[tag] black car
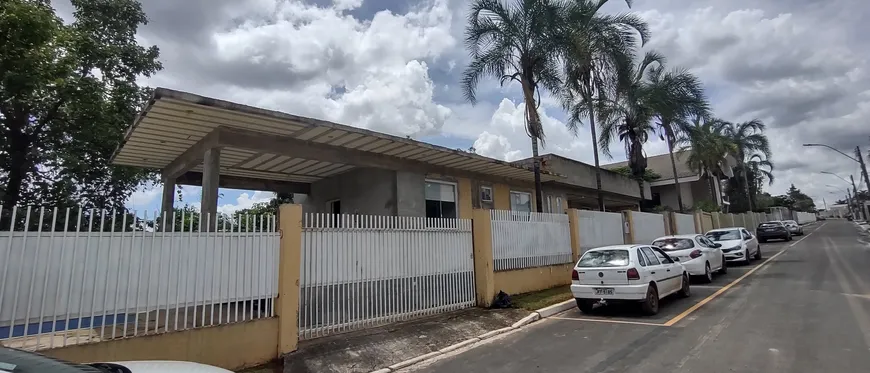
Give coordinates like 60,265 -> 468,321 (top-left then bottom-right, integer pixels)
756,221 -> 791,242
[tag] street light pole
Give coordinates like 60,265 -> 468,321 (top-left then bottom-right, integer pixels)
804,143 -> 870,220
850,174 -> 863,220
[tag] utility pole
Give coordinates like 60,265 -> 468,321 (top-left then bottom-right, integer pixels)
823,198 -> 828,211
846,190 -> 855,219
857,146 -> 870,220
851,174 -> 863,220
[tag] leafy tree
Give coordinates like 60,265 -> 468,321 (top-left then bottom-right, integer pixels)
721,120 -> 772,211
462,0 -> 570,212
786,184 -> 816,212
610,166 -> 660,182
0,0 -> 161,210
560,0 -> 646,211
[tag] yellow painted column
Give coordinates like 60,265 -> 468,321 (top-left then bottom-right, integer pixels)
277,204 -> 302,355
457,178 -> 473,220
664,212 -> 675,235
567,209 -> 581,260
472,209 -> 495,307
493,183 -> 510,210
711,212 -> 721,229
693,212 -> 703,234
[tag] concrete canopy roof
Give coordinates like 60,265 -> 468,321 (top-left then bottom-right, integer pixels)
604,151 -> 737,185
111,88 -> 563,185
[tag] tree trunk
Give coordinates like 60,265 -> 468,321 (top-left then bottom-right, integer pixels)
665,132 -> 684,213
587,102 -> 605,211
708,173 -> 717,205
637,180 -> 646,204
2,119 -> 31,208
521,79 -> 544,213
740,162 -> 754,212
530,136 -> 544,213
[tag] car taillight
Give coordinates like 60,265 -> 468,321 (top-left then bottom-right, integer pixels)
689,249 -> 702,259
571,269 -> 579,280
627,268 -> 640,280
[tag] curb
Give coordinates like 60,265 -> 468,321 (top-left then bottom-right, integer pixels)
367,300 -> 575,372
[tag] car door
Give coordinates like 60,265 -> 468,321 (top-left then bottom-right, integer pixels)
741,229 -> 758,255
696,235 -> 723,270
650,247 -> 682,295
639,246 -> 668,294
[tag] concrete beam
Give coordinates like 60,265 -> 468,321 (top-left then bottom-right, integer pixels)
215,127 -> 534,186
201,148 -> 220,227
162,128 -> 222,180
176,172 -> 311,194
161,176 -> 176,218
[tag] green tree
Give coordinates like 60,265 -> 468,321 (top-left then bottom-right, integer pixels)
721,120 -> 772,212
0,0 -> 161,210
462,0 -> 569,212
677,116 -> 734,208
560,0 -> 647,211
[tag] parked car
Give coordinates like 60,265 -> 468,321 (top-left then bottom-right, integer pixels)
652,234 -> 726,283
571,245 -> 690,315
705,227 -> 761,264
0,346 -> 232,373
756,221 -> 792,242
782,220 -> 803,235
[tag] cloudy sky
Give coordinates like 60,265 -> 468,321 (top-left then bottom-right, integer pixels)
56,0 -> 870,213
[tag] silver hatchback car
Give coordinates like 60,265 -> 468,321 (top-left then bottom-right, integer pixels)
782,220 -> 803,236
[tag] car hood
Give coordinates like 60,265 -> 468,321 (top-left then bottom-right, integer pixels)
712,239 -> 742,249
110,361 -> 233,373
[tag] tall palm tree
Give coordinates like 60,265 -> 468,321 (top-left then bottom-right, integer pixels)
561,0 -> 648,211
462,0 -> 569,212
650,70 -> 708,213
677,117 -> 735,206
746,153 -> 775,198
598,52 -> 706,203
721,120 -> 772,211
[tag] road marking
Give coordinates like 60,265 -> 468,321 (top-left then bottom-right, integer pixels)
690,285 -> 725,289
550,316 -> 666,327
663,222 -> 827,327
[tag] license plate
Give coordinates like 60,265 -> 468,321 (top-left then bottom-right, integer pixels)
594,288 -> 614,295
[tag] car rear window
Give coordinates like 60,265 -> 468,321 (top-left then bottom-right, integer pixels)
652,238 -> 694,251
759,222 -> 780,228
706,230 -> 741,241
577,250 -> 630,267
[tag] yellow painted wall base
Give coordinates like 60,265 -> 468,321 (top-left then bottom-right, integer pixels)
493,264 -> 573,296
43,318 -> 279,371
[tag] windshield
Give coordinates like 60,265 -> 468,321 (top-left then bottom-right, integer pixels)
759,222 -> 781,228
577,250 -> 630,267
652,238 -> 695,251
0,346 -> 108,372
706,230 -> 741,241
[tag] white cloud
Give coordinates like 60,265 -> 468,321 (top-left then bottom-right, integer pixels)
126,182 -> 162,209
218,191 -> 276,215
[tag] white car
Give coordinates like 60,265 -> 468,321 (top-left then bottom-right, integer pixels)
705,227 -> 761,264
651,234 -> 726,283
782,220 -> 804,235
571,245 -> 691,315
0,346 -> 232,373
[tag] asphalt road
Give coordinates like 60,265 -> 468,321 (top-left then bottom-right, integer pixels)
405,220 -> 870,373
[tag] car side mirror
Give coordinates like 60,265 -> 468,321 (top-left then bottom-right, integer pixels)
713,243 -> 722,248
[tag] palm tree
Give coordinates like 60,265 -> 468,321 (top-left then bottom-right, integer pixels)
721,120 -> 772,211
677,117 -> 735,206
650,71 -> 708,213
462,0 -> 569,212
746,153 -> 775,199
598,52 -> 706,203
561,0 -> 648,211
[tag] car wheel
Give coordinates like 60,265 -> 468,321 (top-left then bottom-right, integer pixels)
754,246 -> 762,260
786,234 -> 793,241
717,257 -> 728,274
702,262 -> 713,283
677,274 -> 691,298
640,285 -> 659,315
575,299 -> 595,314
743,249 -> 752,264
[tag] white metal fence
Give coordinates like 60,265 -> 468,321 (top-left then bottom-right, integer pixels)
0,206 -> 278,351
298,214 -> 475,340
576,210 -> 624,252
673,213 -> 697,235
490,210 -> 572,271
631,211 -> 667,244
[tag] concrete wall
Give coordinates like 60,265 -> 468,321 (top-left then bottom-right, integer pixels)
44,318 -> 279,371
303,168 -> 398,215
629,211 -> 667,244
655,183 -> 695,210
396,171 -> 426,216
513,155 -> 649,199
492,263 -> 572,296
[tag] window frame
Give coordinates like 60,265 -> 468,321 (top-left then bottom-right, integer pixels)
425,179 -> 459,219
480,185 -> 493,202
640,246 -> 661,265
510,190 -> 533,212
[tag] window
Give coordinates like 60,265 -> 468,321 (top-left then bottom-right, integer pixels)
546,196 -> 553,213
636,249 -> 647,267
480,186 -> 493,202
425,180 -> 457,219
576,250 -> 629,267
742,230 -> 753,240
652,238 -> 695,251
326,199 -> 341,214
706,229 -> 741,241
556,197 -> 563,213
640,247 -> 661,265
697,236 -> 717,248
510,191 -> 532,212
652,247 -> 674,264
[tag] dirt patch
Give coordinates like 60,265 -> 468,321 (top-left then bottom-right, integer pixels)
282,308 -> 528,373
510,285 -> 572,311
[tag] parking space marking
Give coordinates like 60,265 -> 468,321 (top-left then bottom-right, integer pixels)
690,285 -> 725,289
663,222 -> 826,327
550,316 -> 667,327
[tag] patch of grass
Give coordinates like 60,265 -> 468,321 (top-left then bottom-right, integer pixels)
510,285 -> 573,311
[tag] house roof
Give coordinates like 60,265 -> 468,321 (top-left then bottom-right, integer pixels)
111,88 -> 563,184
604,151 -> 736,184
